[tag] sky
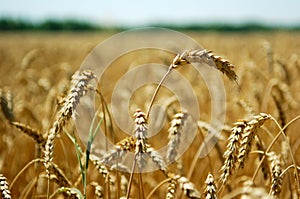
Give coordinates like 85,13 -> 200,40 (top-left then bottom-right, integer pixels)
0,0 -> 299,26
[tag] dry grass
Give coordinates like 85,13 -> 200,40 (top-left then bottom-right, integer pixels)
0,31 -> 300,198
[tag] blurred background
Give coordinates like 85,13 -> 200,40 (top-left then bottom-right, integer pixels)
0,0 -> 300,31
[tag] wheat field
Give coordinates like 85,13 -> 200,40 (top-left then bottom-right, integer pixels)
0,31 -> 300,199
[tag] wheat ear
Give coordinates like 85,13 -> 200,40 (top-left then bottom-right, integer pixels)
268,152 -> 282,197
178,176 -> 201,199
133,109 -> 148,170
10,122 -> 45,145
167,112 -> 187,163
0,174 -> 12,199
238,113 -> 271,168
220,121 -> 247,185
44,70 -> 95,175
165,175 -> 179,199
171,49 -> 238,82
100,136 -> 136,165
0,89 -> 14,122
90,182 -> 104,199
203,173 -> 217,199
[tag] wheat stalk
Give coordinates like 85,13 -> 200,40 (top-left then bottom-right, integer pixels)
0,174 -> 12,199
255,136 -> 269,180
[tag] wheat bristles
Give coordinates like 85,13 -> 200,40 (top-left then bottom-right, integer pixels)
203,173 -> 217,199
220,121 -> 247,185
238,113 -> 271,168
44,70 -> 95,175
268,152 -> 282,197
0,174 -> 12,199
167,112 -> 187,163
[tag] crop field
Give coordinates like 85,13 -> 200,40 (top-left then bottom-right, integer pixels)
0,31 -> 300,199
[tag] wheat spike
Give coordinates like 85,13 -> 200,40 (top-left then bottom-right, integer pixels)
0,174 -> 11,199
203,173 -> 217,199
238,113 -> 271,168
90,155 -> 111,183
171,49 -> 238,82
44,70 -> 95,175
167,112 -> 187,163
11,121 -> 45,145
268,152 -> 282,197
0,89 -> 14,122
238,180 -> 272,199
133,109 -> 148,170
220,121 -> 247,185
178,176 -> 201,199
91,182 -> 104,199
100,136 -> 136,165
147,146 -> 168,175
166,175 -> 179,199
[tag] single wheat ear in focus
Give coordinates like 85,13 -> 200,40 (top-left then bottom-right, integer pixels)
171,49 -> 238,82
44,70 -> 96,176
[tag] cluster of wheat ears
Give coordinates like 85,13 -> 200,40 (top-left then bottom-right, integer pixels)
0,41 -> 300,199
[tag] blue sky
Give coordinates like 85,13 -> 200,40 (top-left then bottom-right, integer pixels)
0,0 -> 299,26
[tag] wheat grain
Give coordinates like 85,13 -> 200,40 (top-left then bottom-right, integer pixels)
0,174 -> 11,199
203,173 -> 217,199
